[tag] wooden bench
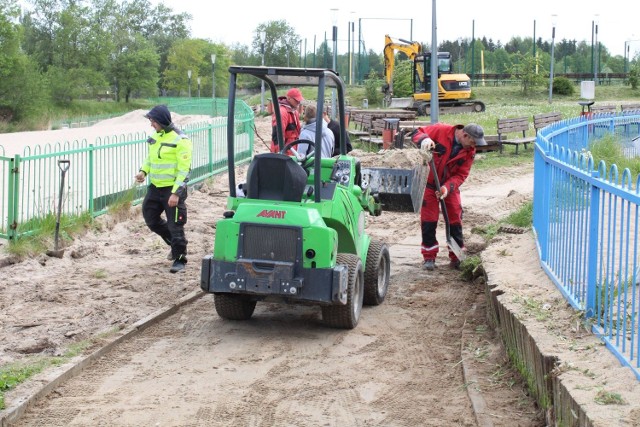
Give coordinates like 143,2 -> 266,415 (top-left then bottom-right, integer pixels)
621,103 -> 640,112
497,117 -> 536,154
474,135 -> 500,153
533,112 -> 563,134
590,104 -> 617,114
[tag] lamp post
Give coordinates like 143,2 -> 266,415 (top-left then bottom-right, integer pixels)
211,54 -> 216,99
260,31 -> 266,114
330,8 -> 338,119
197,77 -> 201,98
350,12 -> 355,85
593,15 -> 599,84
187,69 -> 192,98
548,14 -> 557,104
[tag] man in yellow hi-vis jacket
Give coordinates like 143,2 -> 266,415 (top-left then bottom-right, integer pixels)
136,105 -> 192,273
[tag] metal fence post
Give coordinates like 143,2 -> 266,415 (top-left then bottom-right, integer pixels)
6,156 -> 20,240
585,172 -> 601,318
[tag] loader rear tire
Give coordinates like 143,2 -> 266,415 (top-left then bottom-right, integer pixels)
363,240 -> 390,306
322,254 -> 364,329
214,294 -> 257,320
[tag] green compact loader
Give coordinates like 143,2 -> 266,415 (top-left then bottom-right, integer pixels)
201,66 -> 396,329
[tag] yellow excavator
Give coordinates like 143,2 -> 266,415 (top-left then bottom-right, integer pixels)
382,34 -> 485,115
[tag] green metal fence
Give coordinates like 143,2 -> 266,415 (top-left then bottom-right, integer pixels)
0,99 -> 254,241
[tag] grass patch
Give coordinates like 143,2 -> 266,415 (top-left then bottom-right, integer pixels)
588,135 -> 640,181
7,211 -> 93,258
473,201 -> 533,242
594,389 -> 626,405
0,329 -> 120,410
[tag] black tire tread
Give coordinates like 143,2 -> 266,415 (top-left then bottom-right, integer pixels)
363,240 -> 390,306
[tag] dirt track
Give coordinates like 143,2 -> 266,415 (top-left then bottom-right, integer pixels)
2,116 -> 545,426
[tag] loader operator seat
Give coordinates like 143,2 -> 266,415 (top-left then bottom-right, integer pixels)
245,153 -> 307,202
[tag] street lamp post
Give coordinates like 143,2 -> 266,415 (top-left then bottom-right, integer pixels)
350,12 -> 355,85
330,8 -> 338,119
187,69 -> 192,98
548,15 -> 557,104
197,77 -> 201,98
260,31 -> 266,114
593,15 -> 599,84
211,54 -> 216,99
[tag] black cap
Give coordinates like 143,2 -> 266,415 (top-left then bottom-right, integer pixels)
463,123 -> 487,146
145,105 -> 172,127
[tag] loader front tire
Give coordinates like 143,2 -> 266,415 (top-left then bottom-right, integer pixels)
322,254 -> 363,329
364,240 -> 390,306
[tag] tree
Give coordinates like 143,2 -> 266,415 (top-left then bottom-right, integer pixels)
110,34 -> 160,102
510,52 -> 546,94
0,0 -> 48,121
252,20 -> 300,68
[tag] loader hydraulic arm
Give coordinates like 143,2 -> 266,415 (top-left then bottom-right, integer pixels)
382,34 -> 422,104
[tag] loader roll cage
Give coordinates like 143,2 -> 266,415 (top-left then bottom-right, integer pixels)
226,66 -> 349,204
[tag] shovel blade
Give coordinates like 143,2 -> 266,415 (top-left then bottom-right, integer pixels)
447,237 -> 466,262
46,249 -> 65,259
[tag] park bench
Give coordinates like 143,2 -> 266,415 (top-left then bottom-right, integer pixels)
621,103 -> 640,112
497,117 -> 536,154
589,104 -> 617,114
533,112 -> 563,135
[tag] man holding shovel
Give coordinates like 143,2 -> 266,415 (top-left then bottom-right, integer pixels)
136,105 -> 192,273
411,123 -> 487,270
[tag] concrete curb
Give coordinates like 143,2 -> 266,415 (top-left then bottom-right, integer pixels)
0,289 -> 205,427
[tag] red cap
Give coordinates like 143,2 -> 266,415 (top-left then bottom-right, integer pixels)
287,88 -> 304,102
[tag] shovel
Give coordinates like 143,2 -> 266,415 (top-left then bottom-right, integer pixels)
429,157 -> 466,262
47,159 -> 70,258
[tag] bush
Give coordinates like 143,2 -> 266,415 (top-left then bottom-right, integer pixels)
364,71 -> 383,106
552,76 -> 575,96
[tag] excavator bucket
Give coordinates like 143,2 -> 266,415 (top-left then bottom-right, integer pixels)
387,97 -> 414,109
360,164 -> 428,213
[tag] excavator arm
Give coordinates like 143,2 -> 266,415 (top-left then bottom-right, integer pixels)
382,34 -> 422,105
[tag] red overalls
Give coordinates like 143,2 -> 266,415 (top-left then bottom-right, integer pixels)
412,123 -> 476,262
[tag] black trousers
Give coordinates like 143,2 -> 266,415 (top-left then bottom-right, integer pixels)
142,184 -> 188,260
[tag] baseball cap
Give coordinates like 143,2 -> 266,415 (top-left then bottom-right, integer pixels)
287,88 -> 304,103
463,123 -> 487,146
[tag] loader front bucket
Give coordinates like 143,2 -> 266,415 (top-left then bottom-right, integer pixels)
360,165 -> 428,213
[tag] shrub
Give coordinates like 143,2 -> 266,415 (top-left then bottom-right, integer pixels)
552,76 -> 575,96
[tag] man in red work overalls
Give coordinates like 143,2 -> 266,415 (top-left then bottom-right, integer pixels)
270,88 -> 303,153
411,123 -> 487,270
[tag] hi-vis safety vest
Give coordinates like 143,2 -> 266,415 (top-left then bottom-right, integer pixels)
140,128 -> 192,193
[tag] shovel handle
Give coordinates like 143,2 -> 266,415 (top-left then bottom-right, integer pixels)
58,159 -> 70,173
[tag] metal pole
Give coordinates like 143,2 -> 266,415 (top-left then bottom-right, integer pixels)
358,18 -> 362,83
471,20 -> 475,86
187,69 -> 192,98
532,20 -> 536,60
332,23 -> 338,119
594,21 -> 598,84
548,17 -> 556,104
351,21 -> 355,84
260,32 -> 265,114
197,77 -> 201,98
430,0 -> 439,124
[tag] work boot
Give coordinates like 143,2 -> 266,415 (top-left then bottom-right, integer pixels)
170,256 -> 187,273
422,260 -> 435,271
449,259 -> 461,270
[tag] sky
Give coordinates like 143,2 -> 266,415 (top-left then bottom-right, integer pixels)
152,0 -> 640,59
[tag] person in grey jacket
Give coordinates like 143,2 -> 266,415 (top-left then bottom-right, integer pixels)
297,104 -> 335,158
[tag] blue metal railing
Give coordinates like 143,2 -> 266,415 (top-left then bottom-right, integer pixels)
535,112 -> 640,380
